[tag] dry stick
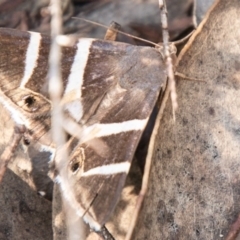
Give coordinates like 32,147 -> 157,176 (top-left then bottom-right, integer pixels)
49,1 -> 64,147
0,124 -> 26,183
48,1 -> 86,240
104,21 -> 121,41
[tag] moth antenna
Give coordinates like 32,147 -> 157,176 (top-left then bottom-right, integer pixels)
159,0 -> 177,119
72,17 -> 160,47
56,22 -> 121,48
173,30 -> 195,45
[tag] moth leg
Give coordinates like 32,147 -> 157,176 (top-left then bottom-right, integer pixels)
104,21 -> 121,41
0,124 -> 26,183
175,71 -> 206,82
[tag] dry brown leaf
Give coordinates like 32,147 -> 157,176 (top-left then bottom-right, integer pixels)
134,0 -> 240,239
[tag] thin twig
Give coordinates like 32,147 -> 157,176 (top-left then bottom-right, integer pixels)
49,1 -> 86,239
49,0 -> 65,147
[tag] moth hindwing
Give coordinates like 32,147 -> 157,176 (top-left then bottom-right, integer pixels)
0,27 -> 168,230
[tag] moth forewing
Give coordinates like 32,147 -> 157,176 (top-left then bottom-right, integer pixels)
56,39 -> 169,229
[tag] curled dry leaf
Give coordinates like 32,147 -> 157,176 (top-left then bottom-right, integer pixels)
134,0 -> 240,239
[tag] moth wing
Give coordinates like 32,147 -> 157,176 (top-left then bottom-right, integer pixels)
57,40 -> 167,229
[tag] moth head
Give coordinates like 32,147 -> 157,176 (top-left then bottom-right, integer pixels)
156,42 -> 177,65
